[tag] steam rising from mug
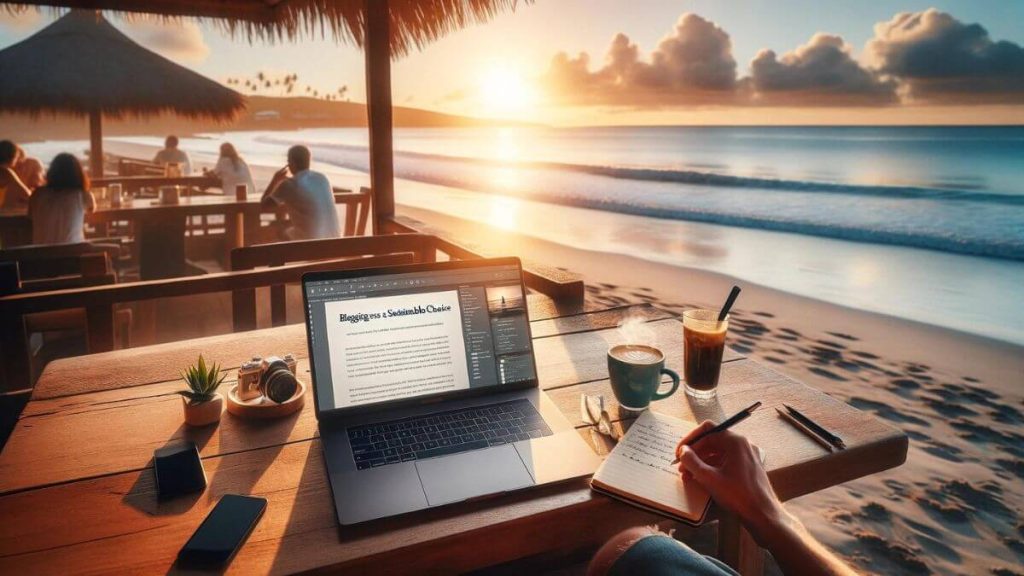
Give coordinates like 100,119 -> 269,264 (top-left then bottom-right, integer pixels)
617,312 -> 657,348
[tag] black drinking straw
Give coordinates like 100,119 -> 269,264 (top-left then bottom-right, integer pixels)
718,285 -> 742,322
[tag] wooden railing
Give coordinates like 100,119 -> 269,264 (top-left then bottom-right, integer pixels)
382,216 -> 586,302
0,244 -> 423,391
229,234 -> 443,330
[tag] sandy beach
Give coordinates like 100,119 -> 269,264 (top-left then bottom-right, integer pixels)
396,204 -> 1024,576
96,139 -> 1024,575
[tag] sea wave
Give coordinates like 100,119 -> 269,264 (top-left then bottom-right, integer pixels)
262,137 -> 1024,206
259,136 -> 1024,261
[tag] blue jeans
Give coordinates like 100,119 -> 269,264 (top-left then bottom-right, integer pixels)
609,534 -> 739,576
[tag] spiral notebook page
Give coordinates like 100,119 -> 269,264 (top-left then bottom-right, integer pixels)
591,410 -> 711,523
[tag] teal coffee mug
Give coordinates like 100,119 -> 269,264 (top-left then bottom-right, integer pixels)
607,344 -> 681,411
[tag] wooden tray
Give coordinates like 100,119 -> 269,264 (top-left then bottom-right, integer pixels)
225,380 -> 305,420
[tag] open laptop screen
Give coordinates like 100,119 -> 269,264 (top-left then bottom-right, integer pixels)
304,261 -> 537,413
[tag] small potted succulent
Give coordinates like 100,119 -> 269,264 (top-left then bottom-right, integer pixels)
178,355 -> 227,426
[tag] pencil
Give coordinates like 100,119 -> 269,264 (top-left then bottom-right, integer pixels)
776,407 -> 834,452
671,401 -> 762,464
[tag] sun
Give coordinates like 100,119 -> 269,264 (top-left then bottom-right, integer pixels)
478,65 -> 538,116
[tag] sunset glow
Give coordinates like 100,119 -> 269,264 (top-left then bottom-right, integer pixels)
477,64 -> 538,117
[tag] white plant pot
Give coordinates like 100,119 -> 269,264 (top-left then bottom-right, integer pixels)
182,393 -> 224,426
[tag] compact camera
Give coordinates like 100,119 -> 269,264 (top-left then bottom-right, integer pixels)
238,354 -> 299,403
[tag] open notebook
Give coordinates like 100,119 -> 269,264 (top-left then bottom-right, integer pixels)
590,410 -> 711,525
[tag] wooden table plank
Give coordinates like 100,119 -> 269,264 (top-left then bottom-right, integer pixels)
31,302 -> 662,400
4,306 -> 683,493
0,438 -> 666,576
0,305 -> 907,575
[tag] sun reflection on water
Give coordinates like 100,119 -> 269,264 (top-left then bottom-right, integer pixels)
486,196 -> 521,230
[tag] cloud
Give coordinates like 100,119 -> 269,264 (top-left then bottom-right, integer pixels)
749,33 -> 898,106
865,8 -> 1024,103
120,18 -> 210,64
542,13 -> 739,106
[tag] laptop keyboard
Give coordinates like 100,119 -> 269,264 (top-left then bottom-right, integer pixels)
348,398 -> 553,469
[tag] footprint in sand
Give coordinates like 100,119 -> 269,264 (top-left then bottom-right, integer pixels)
816,340 -> 848,352
826,331 -> 860,342
809,367 -> 850,382
920,441 -> 966,463
923,397 -> 979,419
852,350 -> 881,360
849,397 -> 931,427
851,530 -> 930,575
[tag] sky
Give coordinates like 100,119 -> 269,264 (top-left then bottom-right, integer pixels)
1,0 -> 1023,125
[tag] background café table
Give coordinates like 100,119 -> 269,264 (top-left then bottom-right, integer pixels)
0,299 -> 906,575
88,194 -> 263,280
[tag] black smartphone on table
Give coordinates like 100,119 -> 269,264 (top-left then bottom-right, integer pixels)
178,494 -> 267,567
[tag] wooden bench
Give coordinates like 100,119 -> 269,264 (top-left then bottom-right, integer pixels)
229,233 -> 439,331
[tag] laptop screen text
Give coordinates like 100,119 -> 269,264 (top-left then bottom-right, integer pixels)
305,263 -> 536,411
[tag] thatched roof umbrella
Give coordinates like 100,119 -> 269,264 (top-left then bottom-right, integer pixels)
0,0 -> 528,224
0,10 -> 245,176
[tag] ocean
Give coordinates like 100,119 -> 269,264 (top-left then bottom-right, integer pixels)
25,125 -> 1024,345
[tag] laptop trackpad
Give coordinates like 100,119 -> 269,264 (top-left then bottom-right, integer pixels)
416,446 -> 534,506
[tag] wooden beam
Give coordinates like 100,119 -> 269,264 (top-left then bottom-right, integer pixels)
89,109 -> 103,178
364,0 -> 395,231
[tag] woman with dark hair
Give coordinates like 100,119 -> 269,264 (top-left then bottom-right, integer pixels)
206,142 -> 255,196
0,139 -> 33,209
28,153 -> 96,245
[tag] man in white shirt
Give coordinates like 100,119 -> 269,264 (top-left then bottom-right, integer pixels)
261,145 -> 341,240
153,135 -> 192,175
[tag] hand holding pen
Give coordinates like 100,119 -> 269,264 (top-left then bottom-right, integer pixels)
672,401 -> 762,465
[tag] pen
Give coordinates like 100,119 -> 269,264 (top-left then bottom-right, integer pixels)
783,404 -> 846,450
671,401 -> 762,464
776,408 -> 834,452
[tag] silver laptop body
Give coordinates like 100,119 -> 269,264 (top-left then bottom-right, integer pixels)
302,258 -> 601,525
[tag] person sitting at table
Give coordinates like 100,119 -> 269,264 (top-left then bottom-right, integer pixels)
260,145 -> 340,240
28,153 -> 96,245
205,142 -> 255,196
0,139 -> 33,209
152,135 -> 192,176
14,144 -> 45,190
587,422 -> 857,576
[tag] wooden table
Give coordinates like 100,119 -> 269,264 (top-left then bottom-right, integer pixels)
0,196 -> 262,279
0,298 -> 907,575
88,196 -> 263,279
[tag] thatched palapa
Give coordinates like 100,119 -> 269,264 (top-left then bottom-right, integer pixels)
0,10 -> 245,175
0,1 -> 529,57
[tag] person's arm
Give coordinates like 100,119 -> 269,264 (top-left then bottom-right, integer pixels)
1,167 -> 32,205
676,422 -> 858,576
83,190 -> 96,214
261,166 -> 291,208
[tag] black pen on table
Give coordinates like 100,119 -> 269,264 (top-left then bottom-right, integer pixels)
671,401 -> 762,464
783,404 -> 846,450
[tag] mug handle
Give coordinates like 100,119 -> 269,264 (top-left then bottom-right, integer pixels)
651,368 -> 680,401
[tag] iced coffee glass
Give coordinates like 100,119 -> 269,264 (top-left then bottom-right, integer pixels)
683,309 -> 728,398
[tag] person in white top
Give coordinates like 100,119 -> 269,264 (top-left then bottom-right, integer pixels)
206,142 -> 255,196
29,153 -> 96,245
261,145 -> 340,241
152,135 -> 192,175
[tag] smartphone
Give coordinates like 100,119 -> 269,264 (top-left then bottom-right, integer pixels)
177,494 -> 267,567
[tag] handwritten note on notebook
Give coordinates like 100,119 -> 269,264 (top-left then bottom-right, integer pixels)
590,410 -> 711,524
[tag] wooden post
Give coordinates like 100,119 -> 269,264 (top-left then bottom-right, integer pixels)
89,109 -> 104,178
364,0 -> 394,235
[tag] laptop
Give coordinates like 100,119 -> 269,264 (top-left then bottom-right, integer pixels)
302,257 -> 602,525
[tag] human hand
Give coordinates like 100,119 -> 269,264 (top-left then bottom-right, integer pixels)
676,421 -> 785,544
